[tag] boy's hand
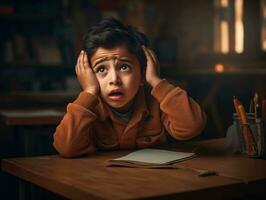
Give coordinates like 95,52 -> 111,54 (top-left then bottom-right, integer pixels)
142,46 -> 162,88
75,50 -> 99,95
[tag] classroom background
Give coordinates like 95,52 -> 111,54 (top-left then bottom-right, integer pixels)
1,0 -> 266,199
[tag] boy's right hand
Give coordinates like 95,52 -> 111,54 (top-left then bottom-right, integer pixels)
75,50 -> 99,95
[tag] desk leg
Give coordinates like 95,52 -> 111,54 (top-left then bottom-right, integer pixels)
22,127 -> 32,156
18,179 -> 38,200
13,126 -> 23,157
18,179 -> 28,200
19,126 -> 40,156
13,126 -> 32,157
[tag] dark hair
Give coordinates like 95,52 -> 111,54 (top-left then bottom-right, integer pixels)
83,18 -> 150,73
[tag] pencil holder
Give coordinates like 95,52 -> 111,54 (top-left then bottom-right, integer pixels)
233,113 -> 265,158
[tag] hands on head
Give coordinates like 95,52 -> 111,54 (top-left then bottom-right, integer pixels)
75,50 -> 99,95
75,47 -> 162,95
142,46 -> 162,88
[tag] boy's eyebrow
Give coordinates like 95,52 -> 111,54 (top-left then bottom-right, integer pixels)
93,56 -> 133,68
118,57 -> 133,63
93,57 -> 108,68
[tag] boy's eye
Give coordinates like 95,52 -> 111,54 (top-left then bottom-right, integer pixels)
96,66 -> 106,73
120,64 -> 130,71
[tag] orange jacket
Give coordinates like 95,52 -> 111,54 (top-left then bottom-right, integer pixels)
53,80 -> 206,158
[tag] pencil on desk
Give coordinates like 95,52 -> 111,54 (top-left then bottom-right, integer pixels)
238,104 -> 257,156
233,96 -> 241,120
233,96 -> 246,153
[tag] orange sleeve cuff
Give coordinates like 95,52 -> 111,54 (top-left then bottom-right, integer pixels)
73,91 -> 99,109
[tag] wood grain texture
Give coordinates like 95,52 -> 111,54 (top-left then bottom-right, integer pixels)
2,139 -> 266,200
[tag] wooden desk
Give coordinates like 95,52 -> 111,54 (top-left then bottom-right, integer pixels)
170,139 -> 266,196
0,109 -> 64,156
0,91 -> 78,110
0,109 -> 64,125
2,139 -> 266,200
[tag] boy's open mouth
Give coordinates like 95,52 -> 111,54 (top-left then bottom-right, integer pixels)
108,90 -> 124,100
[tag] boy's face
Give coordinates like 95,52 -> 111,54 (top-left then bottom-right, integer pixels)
90,45 -> 142,112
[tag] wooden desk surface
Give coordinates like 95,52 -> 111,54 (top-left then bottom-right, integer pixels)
168,139 -> 266,196
2,139 -> 266,200
0,109 -> 64,125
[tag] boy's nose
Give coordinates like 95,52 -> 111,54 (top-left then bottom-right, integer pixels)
109,70 -> 122,86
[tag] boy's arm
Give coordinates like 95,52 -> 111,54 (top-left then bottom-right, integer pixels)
151,79 -> 207,140
53,92 -> 98,158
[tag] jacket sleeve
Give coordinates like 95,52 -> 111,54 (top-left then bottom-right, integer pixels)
151,79 -> 207,140
53,92 -> 99,158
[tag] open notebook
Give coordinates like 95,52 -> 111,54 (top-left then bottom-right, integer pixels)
108,148 -> 196,168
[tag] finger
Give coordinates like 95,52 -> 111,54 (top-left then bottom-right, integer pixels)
83,51 -> 91,70
82,51 -> 91,74
142,46 -> 152,62
76,51 -> 83,74
142,45 -> 149,56
75,52 -> 81,72
143,46 -> 155,62
147,48 -> 158,64
79,50 -> 85,72
147,48 -> 160,75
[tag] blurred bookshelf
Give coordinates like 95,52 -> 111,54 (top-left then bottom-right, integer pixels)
0,0 -> 76,97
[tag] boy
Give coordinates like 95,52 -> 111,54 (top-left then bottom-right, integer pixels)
54,18 -> 206,158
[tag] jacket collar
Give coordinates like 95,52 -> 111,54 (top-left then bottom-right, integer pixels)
97,86 -> 150,122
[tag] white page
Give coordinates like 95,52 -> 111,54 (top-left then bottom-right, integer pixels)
111,149 -> 195,165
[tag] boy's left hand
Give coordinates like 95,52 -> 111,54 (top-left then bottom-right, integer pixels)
142,46 -> 162,88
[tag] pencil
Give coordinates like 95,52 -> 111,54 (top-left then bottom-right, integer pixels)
233,96 -> 246,153
233,96 -> 241,122
249,98 -> 254,113
238,104 -> 257,156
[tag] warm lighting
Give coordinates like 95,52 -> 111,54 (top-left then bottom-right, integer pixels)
219,0 -> 229,54
221,21 -> 229,54
221,0 -> 229,7
235,0 -> 244,53
214,0 -> 230,54
263,40 -> 266,51
214,64 -> 224,73
214,0 -> 244,54
261,0 -> 266,51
